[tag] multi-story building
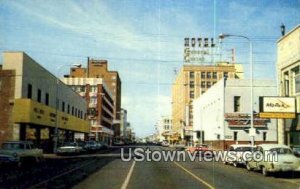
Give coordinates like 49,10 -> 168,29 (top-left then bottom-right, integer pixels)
193,78 -> 277,150
171,62 -> 243,143
0,52 -> 89,152
277,24 -> 300,146
66,58 -> 122,141
156,116 -> 173,143
62,77 -> 114,144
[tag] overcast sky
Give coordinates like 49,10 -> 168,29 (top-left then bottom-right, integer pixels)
0,0 -> 299,137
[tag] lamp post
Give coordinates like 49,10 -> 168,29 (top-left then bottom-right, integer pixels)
219,33 -> 255,146
53,63 -> 81,153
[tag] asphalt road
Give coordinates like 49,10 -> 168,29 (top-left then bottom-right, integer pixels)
74,146 -> 300,189
1,146 -> 300,189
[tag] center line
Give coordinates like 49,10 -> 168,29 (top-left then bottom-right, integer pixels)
121,160 -> 136,189
173,161 -> 215,189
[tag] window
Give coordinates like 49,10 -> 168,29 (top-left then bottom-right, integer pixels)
75,108 -> 78,117
80,86 -> 85,92
263,132 -> 267,141
234,96 -> 241,112
217,134 -> 220,140
189,81 -> 194,88
284,72 -> 289,96
234,131 -> 238,141
207,72 -> 211,79
213,72 -> 217,79
67,104 -> 70,114
295,75 -> 300,94
190,91 -> 195,99
201,72 -> 205,79
207,82 -> 211,88
45,93 -> 49,105
37,89 -> 42,103
201,82 -> 205,88
27,84 -> 32,99
189,72 -> 195,79
72,107 -> 74,115
62,102 -> 65,112
90,86 -> 97,92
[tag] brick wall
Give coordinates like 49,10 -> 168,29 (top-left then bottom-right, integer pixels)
0,69 -> 15,143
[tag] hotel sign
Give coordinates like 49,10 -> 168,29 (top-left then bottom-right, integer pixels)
183,37 -> 216,64
259,97 -> 296,118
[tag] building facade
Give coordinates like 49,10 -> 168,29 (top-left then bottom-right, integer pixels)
62,77 -> 114,144
0,52 -> 89,152
67,58 -> 122,141
277,25 -> 300,146
172,63 -> 243,143
193,78 -> 277,150
156,116 -> 173,143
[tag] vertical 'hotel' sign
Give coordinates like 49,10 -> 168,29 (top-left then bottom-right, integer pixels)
184,37 -> 216,64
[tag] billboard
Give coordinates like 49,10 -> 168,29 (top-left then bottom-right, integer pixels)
259,97 -> 296,118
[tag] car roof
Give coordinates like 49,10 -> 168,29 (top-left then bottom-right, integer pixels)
230,144 -> 254,148
258,144 -> 290,150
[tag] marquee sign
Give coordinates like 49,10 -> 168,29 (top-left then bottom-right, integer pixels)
224,113 -> 269,127
183,37 -> 216,64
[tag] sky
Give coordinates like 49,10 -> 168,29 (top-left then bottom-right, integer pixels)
0,0 -> 299,138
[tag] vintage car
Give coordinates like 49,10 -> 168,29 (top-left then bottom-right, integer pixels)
246,144 -> 300,176
186,144 -> 209,153
224,144 -> 255,167
56,142 -> 85,155
0,141 -> 44,167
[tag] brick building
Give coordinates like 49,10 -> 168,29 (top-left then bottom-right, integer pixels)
65,58 -> 121,141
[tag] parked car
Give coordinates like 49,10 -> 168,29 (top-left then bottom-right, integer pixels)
194,146 -> 214,157
56,142 -> 84,155
161,141 -> 170,147
246,144 -> 300,176
0,141 -> 44,167
292,146 -> 300,157
98,141 -> 109,150
224,144 -> 255,167
186,144 -> 209,153
85,141 -> 100,152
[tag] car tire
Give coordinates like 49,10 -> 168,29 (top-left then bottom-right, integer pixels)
223,161 -> 228,165
262,166 -> 269,176
246,162 -> 252,171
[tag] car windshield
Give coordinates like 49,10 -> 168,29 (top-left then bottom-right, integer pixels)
235,147 -> 254,152
270,148 -> 293,154
62,142 -> 77,147
2,143 -> 25,150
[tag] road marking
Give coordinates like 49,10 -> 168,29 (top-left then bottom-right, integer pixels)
173,161 -> 215,189
121,160 -> 136,189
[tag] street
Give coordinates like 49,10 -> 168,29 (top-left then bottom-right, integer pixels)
1,146 -> 300,189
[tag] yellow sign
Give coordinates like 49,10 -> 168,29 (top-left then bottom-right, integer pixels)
259,112 -> 296,119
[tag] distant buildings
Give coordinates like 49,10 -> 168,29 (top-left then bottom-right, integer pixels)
171,63 -> 243,143
277,24 -> 300,146
156,116 -> 173,142
193,78 -> 278,150
63,58 -> 122,143
0,52 -> 89,152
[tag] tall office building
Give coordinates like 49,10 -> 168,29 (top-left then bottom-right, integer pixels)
65,58 -> 121,141
171,63 -> 243,143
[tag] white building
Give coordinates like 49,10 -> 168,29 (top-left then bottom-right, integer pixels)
156,116 -> 173,142
193,78 -> 277,150
277,25 -> 300,146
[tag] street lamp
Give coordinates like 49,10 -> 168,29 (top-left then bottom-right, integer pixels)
219,33 -> 255,146
53,63 -> 81,153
